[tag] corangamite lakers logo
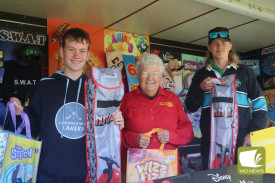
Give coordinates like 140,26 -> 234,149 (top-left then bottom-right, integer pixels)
55,102 -> 86,139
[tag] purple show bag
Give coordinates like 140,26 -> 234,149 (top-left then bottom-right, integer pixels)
0,102 -> 42,183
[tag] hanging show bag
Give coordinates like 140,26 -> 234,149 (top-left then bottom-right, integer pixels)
0,102 -> 42,183
126,128 -> 178,183
86,67 -> 124,183
208,74 -> 238,169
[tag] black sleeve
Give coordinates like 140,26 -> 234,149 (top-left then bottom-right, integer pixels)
246,67 -> 267,132
184,69 -> 205,113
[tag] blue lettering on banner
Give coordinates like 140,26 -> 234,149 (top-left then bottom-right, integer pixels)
11,145 -> 33,160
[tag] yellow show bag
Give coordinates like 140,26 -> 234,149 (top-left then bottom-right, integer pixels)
251,127 -> 275,174
126,128 -> 178,183
0,102 -> 42,183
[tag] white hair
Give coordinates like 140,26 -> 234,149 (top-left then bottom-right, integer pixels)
136,53 -> 164,75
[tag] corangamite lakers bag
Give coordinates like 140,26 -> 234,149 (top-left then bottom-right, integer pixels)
126,128 -> 178,183
0,102 -> 42,183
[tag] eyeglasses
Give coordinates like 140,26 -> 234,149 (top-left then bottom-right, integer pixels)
209,31 -> 229,39
140,72 -> 161,78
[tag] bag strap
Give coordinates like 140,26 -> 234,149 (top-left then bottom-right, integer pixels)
3,101 -> 17,131
144,128 -> 165,150
3,102 -> 32,139
17,112 -> 32,139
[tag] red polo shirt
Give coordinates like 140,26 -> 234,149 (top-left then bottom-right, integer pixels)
120,87 -> 194,174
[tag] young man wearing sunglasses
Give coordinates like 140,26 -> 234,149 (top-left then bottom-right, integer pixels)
184,27 -> 267,170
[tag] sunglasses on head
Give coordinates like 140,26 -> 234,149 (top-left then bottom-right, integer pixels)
209,31 -> 229,39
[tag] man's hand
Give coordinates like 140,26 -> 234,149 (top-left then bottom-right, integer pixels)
113,111 -> 124,129
200,77 -> 214,91
10,97 -> 23,115
242,134 -> 251,147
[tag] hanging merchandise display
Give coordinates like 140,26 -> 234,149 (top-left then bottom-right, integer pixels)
165,59 -> 184,95
181,54 -> 204,95
208,74 -> 238,169
85,67 -> 124,183
104,29 -> 150,62
104,30 -> 149,93
106,50 -> 126,78
106,51 -> 124,70
263,89 -> 275,128
180,54 -> 204,139
258,45 -> 275,90
123,55 -> 139,92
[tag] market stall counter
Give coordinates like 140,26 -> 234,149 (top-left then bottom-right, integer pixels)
149,165 -> 274,183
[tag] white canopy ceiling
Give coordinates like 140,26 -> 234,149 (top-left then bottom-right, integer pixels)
1,0 -> 275,53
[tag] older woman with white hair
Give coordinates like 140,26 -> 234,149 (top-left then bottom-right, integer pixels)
119,53 -> 194,176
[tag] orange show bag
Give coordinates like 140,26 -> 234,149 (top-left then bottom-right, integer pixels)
126,128 -> 178,183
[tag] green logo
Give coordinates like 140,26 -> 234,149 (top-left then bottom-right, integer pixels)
238,147 -> 265,175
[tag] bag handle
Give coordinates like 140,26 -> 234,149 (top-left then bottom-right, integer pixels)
3,102 -> 32,139
144,128 -> 165,150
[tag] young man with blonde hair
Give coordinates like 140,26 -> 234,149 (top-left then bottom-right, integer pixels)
184,27 -> 267,170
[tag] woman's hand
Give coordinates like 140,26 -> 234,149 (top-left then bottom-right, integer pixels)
138,133 -> 150,149
157,129 -> 170,143
10,97 -> 23,115
113,111 -> 124,129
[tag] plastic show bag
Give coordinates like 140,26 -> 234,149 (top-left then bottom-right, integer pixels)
209,74 -> 238,169
0,102 -> 42,183
126,128 -> 178,183
85,67 -> 124,183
